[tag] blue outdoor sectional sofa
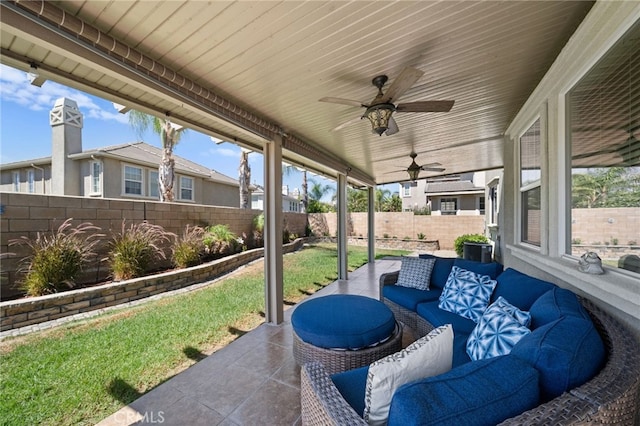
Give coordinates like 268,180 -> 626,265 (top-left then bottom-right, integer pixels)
300,255 -> 640,425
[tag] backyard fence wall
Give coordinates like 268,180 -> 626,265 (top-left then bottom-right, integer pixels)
0,193 -> 307,299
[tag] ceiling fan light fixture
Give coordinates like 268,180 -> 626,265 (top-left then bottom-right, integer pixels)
407,168 -> 420,181
365,103 -> 395,136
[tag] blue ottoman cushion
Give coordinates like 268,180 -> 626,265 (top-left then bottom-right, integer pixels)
419,255 -> 455,289
491,268 -> 556,310
292,295 -> 396,349
383,285 -> 442,311
331,365 -> 369,417
529,287 -> 590,329
416,301 -> 477,335
511,316 -> 605,401
453,258 -> 503,279
387,355 -> 540,426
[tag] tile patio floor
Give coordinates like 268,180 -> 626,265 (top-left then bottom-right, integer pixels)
98,253 -> 453,426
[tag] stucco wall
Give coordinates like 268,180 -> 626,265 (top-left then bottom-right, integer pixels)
0,192 -> 307,300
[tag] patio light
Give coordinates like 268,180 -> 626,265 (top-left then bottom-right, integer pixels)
365,103 -> 395,136
407,160 -> 421,181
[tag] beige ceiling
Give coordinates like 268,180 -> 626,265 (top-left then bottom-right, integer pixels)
0,0 -> 594,185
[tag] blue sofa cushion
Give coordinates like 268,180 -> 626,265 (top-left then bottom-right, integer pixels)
452,332 -> 472,368
511,316 -> 605,401
396,256 -> 435,290
417,301 -> 477,335
331,365 -> 369,417
418,254 -> 455,289
453,258 -> 503,279
529,287 -> 590,329
383,285 -> 442,311
387,355 -> 540,426
438,267 -> 497,322
291,295 -> 396,349
491,268 -> 556,310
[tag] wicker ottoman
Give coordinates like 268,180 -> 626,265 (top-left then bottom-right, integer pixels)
292,294 -> 403,375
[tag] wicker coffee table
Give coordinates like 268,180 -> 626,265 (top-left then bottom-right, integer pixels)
292,294 -> 402,374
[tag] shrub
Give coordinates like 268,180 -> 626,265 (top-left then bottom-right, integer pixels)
413,206 -> 431,215
417,233 -> 426,240
172,225 -> 205,268
203,224 -> 238,255
9,219 -> 103,296
383,233 -> 390,239
108,221 -> 172,281
253,214 -> 265,247
453,233 -> 489,257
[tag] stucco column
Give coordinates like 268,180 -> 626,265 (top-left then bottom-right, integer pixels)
368,186 -> 375,263
263,135 -> 284,324
337,173 -> 348,280
50,97 -> 83,195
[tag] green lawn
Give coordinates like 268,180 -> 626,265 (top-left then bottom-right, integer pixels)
0,244 -> 407,426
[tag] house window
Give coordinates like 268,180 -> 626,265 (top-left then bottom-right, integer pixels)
568,20 -> 639,274
520,118 -> 541,246
27,170 -> 35,193
441,198 -> 457,215
90,161 -> 102,194
179,176 -> 193,201
488,184 -> 499,225
12,172 -> 19,192
402,183 -> 411,197
149,170 -> 159,199
124,165 -> 143,195
478,196 -> 485,215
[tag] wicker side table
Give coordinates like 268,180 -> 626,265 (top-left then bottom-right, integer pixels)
292,294 -> 403,375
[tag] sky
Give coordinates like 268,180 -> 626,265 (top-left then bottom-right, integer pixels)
0,63 -> 361,198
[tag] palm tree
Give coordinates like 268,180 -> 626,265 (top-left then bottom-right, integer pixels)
375,188 -> 391,212
239,148 -> 251,209
129,111 -> 186,202
572,167 -> 640,208
347,188 -> 368,212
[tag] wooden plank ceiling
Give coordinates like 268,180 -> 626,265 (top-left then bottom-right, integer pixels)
1,0 -> 594,184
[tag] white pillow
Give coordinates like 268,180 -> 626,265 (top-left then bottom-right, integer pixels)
363,324 -> 453,425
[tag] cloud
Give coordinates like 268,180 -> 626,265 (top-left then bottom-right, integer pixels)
205,146 -> 239,158
0,64 -> 128,124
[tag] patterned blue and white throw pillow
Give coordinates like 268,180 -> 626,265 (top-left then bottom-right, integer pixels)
493,296 -> 531,327
438,266 -> 497,322
396,256 -> 435,290
466,299 -> 531,361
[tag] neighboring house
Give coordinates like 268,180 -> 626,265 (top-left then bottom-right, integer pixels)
0,98 -> 240,207
400,171 -> 502,216
251,185 -> 301,212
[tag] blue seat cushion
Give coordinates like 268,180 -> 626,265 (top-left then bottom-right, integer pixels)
419,255 -> 455,289
529,287 -> 590,329
383,285 -> 442,311
331,365 -> 369,417
511,316 -> 605,401
291,295 -> 396,349
452,332 -> 472,368
387,355 -> 540,426
491,268 -> 556,310
416,301 -> 477,335
453,258 -> 503,279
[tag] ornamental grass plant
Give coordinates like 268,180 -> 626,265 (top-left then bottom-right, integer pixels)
203,224 -> 238,255
171,225 -> 205,268
9,218 -> 103,296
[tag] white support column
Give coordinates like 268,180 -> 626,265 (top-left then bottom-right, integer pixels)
368,186 -> 375,263
264,135 -> 284,324
337,173 -> 348,280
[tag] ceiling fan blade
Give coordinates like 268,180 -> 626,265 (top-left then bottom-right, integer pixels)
381,67 -> 424,103
319,97 -> 365,107
396,100 -> 455,112
420,167 -> 446,172
419,162 -> 442,168
332,115 -> 363,132
385,116 -> 399,136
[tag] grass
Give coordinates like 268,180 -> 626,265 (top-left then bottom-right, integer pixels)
0,244 -> 407,426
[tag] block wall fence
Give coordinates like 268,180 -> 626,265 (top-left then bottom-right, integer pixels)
0,193 -> 307,299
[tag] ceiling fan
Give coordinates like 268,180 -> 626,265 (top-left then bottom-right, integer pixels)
320,66 -> 455,136
391,152 -> 445,181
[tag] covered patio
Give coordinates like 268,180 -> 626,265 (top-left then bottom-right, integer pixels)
1,0 -> 638,424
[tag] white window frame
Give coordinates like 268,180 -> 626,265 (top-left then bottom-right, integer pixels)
90,160 -> 102,195
178,175 -> 194,201
148,170 -> 159,199
518,116 -> 544,249
402,183 -> 411,197
123,164 -> 144,196
12,171 -> 20,192
27,170 -> 35,193
478,195 -> 485,215
440,197 -> 458,215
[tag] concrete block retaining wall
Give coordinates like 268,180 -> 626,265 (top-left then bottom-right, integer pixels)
0,192 -> 307,299
0,239 -> 305,333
